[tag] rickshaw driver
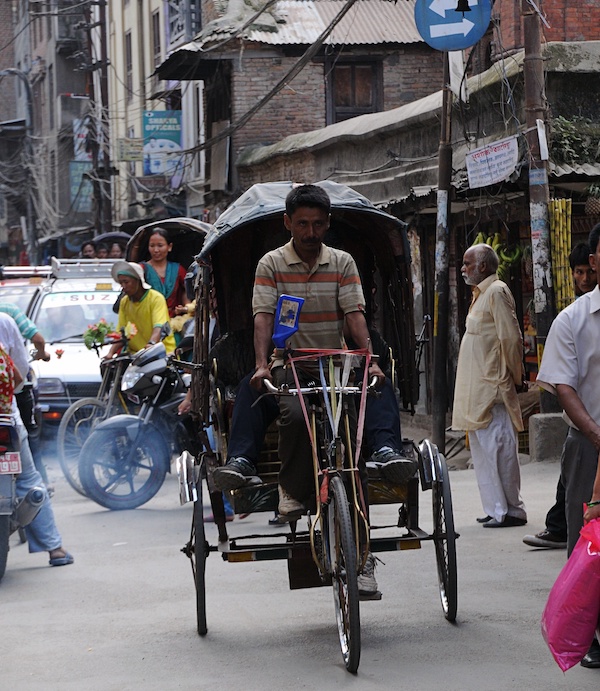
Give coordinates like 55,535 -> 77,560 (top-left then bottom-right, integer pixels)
213,184 -> 409,596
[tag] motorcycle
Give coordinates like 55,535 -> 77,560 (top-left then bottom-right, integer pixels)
0,414 -> 45,581
78,334 -> 198,510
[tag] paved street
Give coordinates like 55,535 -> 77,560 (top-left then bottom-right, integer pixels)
2,428 -> 594,691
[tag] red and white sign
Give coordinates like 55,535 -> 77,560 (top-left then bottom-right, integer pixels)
465,136 -> 519,189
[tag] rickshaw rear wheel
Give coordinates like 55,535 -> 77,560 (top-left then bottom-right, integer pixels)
328,475 -> 361,673
192,474 -> 208,635
432,454 -> 458,622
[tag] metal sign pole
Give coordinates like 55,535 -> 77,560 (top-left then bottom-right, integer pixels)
432,52 -> 452,452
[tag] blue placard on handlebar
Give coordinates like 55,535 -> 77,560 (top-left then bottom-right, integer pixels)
272,294 -> 304,348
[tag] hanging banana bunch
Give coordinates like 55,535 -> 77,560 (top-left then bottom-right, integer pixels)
470,230 -> 521,281
549,198 -> 573,311
497,243 -> 523,282
470,230 -> 486,246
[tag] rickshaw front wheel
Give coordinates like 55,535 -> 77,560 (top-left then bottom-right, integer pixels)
327,475 -> 361,673
432,454 -> 458,622
192,472 -> 208,635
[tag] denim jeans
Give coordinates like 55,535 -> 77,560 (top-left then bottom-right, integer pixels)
227,372 -> 403,462
15,419 -> 62,553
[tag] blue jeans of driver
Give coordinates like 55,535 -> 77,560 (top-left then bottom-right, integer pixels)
15,419 -> 62,553
227,373 -> 403,463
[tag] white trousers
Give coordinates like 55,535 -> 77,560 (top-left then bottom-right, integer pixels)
469,404 -> 527,522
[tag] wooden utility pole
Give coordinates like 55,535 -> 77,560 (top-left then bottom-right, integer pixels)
431,52 -> 452,452
521,0 -> 554,357
522,0 -> 557,414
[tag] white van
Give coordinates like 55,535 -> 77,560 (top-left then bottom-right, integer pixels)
29,258 -> 121,427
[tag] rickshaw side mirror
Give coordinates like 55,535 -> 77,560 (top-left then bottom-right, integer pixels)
272,294 -> 304,348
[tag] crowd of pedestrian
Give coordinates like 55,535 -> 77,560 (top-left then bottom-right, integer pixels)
80,239 -> 125,259
450,227 -> 600,671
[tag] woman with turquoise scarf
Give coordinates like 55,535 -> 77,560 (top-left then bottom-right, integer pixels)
141,227 -> 190,319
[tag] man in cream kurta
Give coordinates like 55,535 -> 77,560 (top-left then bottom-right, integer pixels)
452,244 -> 527,527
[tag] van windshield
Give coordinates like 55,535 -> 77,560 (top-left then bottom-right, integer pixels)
36,292 -> 118,343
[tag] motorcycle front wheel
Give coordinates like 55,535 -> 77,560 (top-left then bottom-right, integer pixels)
78,428 -> 169,510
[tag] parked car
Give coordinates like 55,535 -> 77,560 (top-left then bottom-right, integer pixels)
28,258 -> 121,428
0,265 -> 52,313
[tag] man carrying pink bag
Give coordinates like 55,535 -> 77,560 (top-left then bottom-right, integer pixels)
537,222 -> 600,669
542,515 -> 600,671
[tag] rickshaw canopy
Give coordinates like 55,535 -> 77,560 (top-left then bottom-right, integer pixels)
194,180 -> 417,412
199,180 -> 406,259
126,217 -> 212,267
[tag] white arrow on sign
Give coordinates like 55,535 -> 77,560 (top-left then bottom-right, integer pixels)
430,17 -> 475,37
429,0 -> 478,18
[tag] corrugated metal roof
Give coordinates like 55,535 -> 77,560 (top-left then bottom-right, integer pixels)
549,162 -> 600,178
201,0 -> 422,47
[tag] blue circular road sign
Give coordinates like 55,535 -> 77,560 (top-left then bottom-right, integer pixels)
414,0 -> 492,52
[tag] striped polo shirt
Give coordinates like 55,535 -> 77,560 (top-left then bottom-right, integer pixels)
252,240 -> 365,357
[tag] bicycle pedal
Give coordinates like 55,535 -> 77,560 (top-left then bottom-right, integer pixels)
359,590 -> 383,601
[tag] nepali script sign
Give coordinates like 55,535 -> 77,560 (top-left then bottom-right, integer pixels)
465,136 -> 519,189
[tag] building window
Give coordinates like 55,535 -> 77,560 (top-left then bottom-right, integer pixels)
326,61 -> 383,125
152,11 -> 161,68
125,31 -> 133,101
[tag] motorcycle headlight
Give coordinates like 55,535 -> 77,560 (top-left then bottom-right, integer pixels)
37,378 -> 66,396
121,370 -> 144,392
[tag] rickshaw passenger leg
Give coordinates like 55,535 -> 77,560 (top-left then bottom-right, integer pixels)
213,457 -> 261,491
363,378 -> 418,484
213,373 -> 279,492
227,374 -> 279,461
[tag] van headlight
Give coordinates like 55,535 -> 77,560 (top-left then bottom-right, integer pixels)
121,370 -> 144,392
37,378 -> 66,396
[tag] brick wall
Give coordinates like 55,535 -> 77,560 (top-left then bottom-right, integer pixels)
493,0 -> 600,56
383,45 -> 444,108
230,50 -> 325,158
231,44 -> 443,160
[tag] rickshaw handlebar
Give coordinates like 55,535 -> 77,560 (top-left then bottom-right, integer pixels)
262,377 -> 378,396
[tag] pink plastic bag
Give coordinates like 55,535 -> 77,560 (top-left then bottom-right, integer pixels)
541,518 -> 600,671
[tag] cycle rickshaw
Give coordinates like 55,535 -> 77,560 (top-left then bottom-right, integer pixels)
179,181 -> 458,673
56,218 -> 209,496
